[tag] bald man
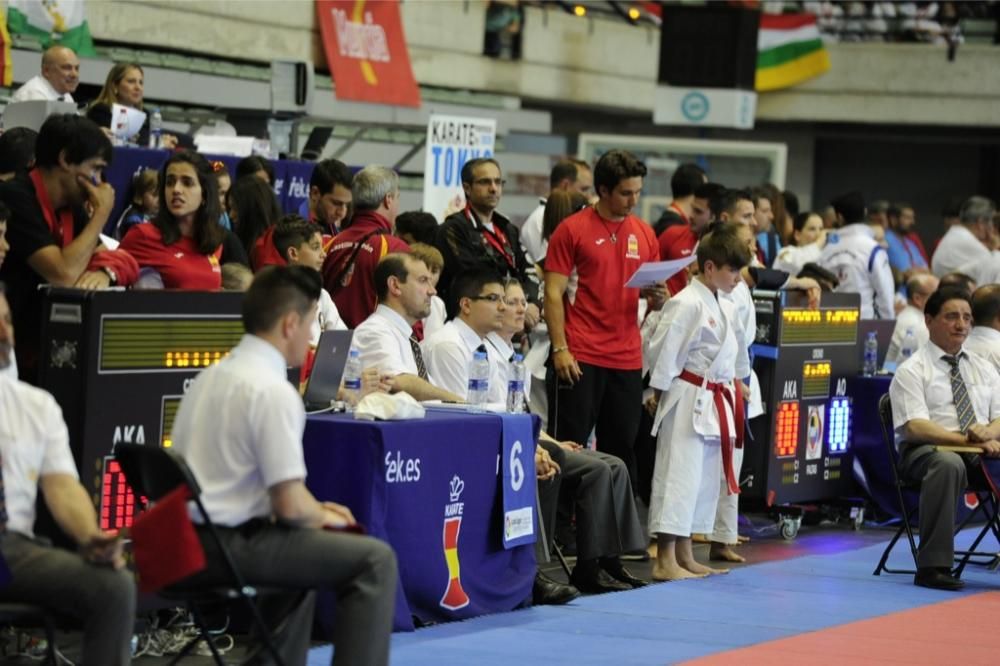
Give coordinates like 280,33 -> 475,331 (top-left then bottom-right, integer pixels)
885,272 -> 939,368
11,46 -> 80,103
966,285 -> 1000,372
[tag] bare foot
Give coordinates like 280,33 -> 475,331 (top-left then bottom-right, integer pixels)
680,560 -> 729,576
691,533 -> 710,544
737,535 -> 751,544
709,545 -> 746,563
652,563 -> 707,581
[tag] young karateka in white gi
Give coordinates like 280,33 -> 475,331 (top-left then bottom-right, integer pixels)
645,225 -> 753,580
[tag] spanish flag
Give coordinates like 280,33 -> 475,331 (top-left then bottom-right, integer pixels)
1,10 -> 12,87
755,13 -> 830,92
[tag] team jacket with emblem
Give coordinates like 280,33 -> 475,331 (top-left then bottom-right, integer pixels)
817,223 -> 895,319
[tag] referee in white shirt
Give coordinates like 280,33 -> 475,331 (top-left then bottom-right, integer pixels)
931,196 -> 996,282
888,287 -> 1000,590
10,46 -> 80,103
966,284 -> 1000,373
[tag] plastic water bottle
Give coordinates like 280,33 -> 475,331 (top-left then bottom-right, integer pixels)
899,327 -> 917,362
148,108 -> 163,149
863,331 -> 879,377
341,349 -> 362,408
506,353 -> 526,414
467,351 -> 490,412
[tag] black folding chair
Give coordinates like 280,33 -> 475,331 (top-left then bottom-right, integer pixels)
872,393 -> 1000,577
116,444 -> 290,666
0,603 -> 57,664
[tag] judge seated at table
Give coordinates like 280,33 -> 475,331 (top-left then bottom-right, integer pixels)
965,285 -> 1000,373
888,287 -> 1000,591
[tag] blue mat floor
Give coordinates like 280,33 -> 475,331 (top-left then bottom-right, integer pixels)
308,528 -> 999,665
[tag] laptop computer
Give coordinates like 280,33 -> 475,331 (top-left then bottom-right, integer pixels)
303,330 -> 354,410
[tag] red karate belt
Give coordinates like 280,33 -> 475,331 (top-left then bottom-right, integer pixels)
679,369 -> 745,495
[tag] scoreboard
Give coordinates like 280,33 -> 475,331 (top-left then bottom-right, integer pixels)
38,288 -> 245,536
743,290 -> 862,507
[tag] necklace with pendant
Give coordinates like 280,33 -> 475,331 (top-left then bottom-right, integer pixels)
594,204 -> 623,243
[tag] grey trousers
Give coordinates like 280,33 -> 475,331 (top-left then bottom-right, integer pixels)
0,531 -> 136,666
898,444 -> 976,569
192,522 -> 397,666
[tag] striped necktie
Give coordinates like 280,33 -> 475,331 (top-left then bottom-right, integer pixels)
0,450 -> 7,532
942,354 -> 976,433
409,335 -> 428,381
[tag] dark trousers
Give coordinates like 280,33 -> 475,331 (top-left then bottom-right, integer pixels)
546,361 -> 643,486
0,532 -> 136,666
192,522 -> 397,666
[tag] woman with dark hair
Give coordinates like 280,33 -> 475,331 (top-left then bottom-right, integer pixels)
228,175 -> 282,268
771,211 -> 826,276
85,63 -> 178,148
119,151 -> 225,289
235,155 -> 274,185
540,190 -> 589,266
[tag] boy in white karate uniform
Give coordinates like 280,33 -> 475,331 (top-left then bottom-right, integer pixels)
645,225 -> 752,580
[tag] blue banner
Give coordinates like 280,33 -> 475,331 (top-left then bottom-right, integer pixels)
499,413 -> 537,549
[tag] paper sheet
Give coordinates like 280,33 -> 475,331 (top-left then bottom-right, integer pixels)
625,252 -> 698,288
110,103 -> 147,140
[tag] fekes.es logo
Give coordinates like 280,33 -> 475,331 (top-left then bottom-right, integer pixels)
385,451 -> 420,483
440,475 -> 470,611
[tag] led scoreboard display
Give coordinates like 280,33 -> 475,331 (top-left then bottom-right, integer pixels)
37,289 -> 244,539
744,291 -> 861,506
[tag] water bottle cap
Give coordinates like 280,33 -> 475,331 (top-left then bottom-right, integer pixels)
474,351 -> 487,360
513,353 -> 523,362
348,349 -> 360,357
867,331 -> 877,339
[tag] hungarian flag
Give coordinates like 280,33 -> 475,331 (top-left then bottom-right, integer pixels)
6,0 -> 96,56
755,13 -> 830,92
1,11 -> 12,87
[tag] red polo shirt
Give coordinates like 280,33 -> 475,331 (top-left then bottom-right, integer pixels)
658,224 -> 697,296
119,223 -> 223,290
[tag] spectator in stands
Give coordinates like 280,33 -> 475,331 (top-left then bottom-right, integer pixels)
407,242 -> 447,340
0,283 -> 136,664
323,165 -> 410,328
212,160 -> 233,230
395,211 -> 439,246
302,158 -> 352,238
171,266 -> 397,664
112,168 -> 158,240
521,159 -> 594,265
778,189 -> 799,245
932,196 -> 996,283
817,191 -> 895,319
888,287 -> 1000,591
11,45 -> 79,103
85,63 -> 178,149
939,271 -> 977,295
772,212 -> 826,276
869,199 -> 890,228
272,216 -> 346,345
236,155 -> 275,185
0,114 -> 138,383
660,182 -> 724,296
0,127 -> 37,181
885,201 -> 929,285
652,163 -> 707,237
885,273 -> 939,368
119,151 -> 225,290
966,285 -> 1000,372
353,253 -> 462,402
752,185 -> 781,266
229,174 -> 282,268
545,149 -> 660,485
436,158 -> 539,322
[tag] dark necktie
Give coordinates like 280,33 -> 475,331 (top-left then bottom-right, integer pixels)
0,450 -> 7,532
409,335 -> 428,381
942,354 -> 976,433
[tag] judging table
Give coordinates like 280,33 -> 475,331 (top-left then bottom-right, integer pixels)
302,409 -> 538,632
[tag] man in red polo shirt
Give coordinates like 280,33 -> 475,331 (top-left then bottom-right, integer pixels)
322,165 -> 410,328
652,163 -> 706,237
544,149 -> 660,480
659,182 -> 724,296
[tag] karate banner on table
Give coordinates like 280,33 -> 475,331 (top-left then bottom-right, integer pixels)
499,413 -> 537,549
316,0 -> 421,108
422,114 -> 496,222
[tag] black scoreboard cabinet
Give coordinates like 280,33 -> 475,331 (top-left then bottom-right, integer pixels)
38,288 -> 244,533
743,290 -> 863,536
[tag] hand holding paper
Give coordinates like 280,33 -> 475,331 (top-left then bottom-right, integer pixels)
625,250 -> 699,288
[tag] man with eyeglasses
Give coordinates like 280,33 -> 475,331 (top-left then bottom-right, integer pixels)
435,158 -> 540,324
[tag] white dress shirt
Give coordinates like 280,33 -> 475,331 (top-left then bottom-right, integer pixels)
818,223 -> 895,319
964,326 -> 1000,374
884,304 -> 929,367
889,339 -> 1000,448
171,335 -> 307,527
978,253 -> 1000,285
353,304 -> 420,378
931,224 -> 992,281
421,318 -> 486,398
11,75 -> 74,103
311,288 -> 347,347
519,201 -> 546,264
0,376 -> 80,536
421,295 -> 447,341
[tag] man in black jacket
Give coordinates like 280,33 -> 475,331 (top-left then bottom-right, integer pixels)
435,158 -> 539,323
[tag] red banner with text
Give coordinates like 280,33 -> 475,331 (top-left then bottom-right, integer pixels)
316,0 -> 421,108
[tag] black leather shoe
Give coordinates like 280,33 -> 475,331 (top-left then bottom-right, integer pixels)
602,561 -> 649,589
533,572 -> 580,605
914,567 -> 964,591
570,565 -> 632,594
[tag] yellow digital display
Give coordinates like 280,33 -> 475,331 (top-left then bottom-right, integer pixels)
802,361 -> 832,399
780,308 -> 859,345
160,396 -> 181,448
100,316 -> 243,373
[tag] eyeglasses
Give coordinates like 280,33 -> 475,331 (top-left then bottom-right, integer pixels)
473,178 -> 506,187
468,293 -> 504,303
504,297 -> 528,307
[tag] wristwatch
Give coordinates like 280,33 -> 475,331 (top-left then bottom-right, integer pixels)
101,266 -> 118,285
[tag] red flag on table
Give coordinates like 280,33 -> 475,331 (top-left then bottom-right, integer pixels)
316,0 -> 421,108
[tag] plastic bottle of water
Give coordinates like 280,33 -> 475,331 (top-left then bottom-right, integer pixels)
899,327 -> 917,362
506,353 -> 526,414
863,330 -> 879,377
467,350 -> 490,412
341,349 -> 362,409
148,108 -> 163,149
